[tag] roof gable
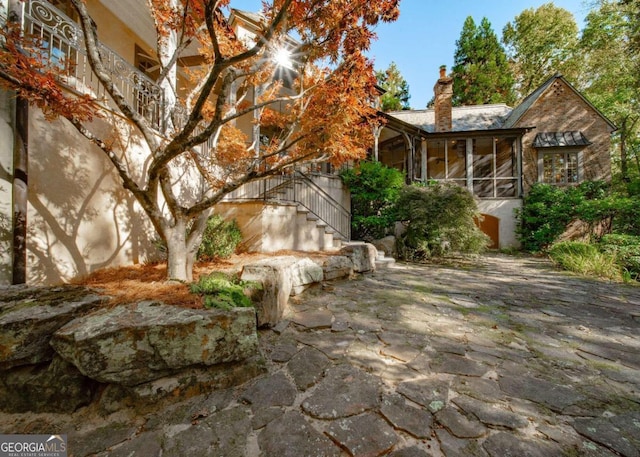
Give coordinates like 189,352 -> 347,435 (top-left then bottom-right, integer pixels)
503,74 -> 617,131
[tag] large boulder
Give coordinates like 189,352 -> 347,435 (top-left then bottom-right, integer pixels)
290,258 -> 324,295
372,236 -> 397,258
50,301 -> 259,386
99,354 -> 266,414
0,355 -> 97,413
240,256 -> 296,327
322,256 -> 353,280
0,285 -> 106,369
340,243 -> 378,273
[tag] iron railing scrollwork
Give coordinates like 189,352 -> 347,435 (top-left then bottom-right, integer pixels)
23,0 -> 165,130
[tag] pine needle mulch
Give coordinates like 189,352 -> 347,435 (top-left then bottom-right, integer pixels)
72,251 -> 331,309
71,258 -> 243,309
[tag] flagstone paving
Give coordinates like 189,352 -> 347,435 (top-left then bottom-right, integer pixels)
3,253 -> 640,456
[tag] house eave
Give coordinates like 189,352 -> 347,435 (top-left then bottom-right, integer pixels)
425,127 -> 534,139
379,111 -> 430,138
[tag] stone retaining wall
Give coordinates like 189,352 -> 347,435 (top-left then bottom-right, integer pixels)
0,244 -> 378,413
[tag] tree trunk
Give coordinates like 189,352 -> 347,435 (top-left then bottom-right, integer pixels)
620,118 -> 629,182
165,221 -> 193,282
164,210 -> 211,282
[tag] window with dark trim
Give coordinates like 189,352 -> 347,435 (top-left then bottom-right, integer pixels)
542,151 -> 579,185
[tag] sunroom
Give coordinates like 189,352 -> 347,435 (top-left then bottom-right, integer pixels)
422,129 -> 527,199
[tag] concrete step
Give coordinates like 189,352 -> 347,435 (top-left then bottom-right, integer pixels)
375,257 -> 396,269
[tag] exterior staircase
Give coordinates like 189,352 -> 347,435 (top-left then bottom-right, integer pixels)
220,171 -> 350,252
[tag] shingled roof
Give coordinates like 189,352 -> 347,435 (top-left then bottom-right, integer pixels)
388,73 -> 616,135
389,104 -> 512,133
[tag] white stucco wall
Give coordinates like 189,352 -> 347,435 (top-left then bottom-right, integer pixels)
477,199 -> 522,249
26,110 -> 159,284
0,89 -> 14,285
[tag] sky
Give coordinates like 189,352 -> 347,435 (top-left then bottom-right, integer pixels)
228,0 -> 591,108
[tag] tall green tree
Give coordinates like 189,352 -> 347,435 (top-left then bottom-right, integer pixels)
502,3 -> 582,99
451,17 -> 515,106
581,0 -> 640,184
376,62 -> 411,111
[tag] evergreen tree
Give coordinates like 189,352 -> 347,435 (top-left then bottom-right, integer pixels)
451,17 -> 515,106
376,62 -> 411,111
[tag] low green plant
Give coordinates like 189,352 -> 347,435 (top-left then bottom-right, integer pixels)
549,241 -> 622,281
190,272 -> 260,310
394,182 -> 489,261
197,214 -> 243,260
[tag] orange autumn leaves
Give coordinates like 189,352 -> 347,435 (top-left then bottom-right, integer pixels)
1,0 -> 399,179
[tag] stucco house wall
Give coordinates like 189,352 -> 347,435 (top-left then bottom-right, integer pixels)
25,110 -> 159,284
476,199 -> 522,249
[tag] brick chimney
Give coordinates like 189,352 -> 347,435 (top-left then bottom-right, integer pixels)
434,65 -> 453,132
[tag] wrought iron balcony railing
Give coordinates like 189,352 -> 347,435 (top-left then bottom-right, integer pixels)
22,0 -> 165,130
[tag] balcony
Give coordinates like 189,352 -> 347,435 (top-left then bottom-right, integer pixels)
21,0 -> 165,130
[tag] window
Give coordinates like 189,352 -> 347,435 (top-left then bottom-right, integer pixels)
541,151 -> 579,185
426,136 -> 518,198
426,139 -> 466,188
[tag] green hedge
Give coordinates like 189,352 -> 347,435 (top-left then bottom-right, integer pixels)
517,181 -> 640,252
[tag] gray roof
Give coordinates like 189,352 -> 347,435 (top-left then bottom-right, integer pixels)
388,74 -> 616,135
389,104 -> 512,133
533,131 -> 591,148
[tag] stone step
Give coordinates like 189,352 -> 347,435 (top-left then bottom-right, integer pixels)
375,257 -> 396,269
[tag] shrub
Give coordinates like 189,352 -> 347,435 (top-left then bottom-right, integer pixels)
599,234 -> 640,280
394,182 -> 489,261
340,161 -> 405,241
516,183 -> 584,252
517,181 -> 640,253
610,198 -> 640,236
190,272 -> 260,310
548,241 -> 621,281
197,214 -> 243,260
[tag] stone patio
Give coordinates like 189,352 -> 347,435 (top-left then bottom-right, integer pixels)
1,253 -> 640,456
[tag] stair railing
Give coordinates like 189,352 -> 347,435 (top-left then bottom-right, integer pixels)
221,171 -> 351,241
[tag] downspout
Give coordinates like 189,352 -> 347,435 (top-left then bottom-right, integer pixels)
420,138 -> 427,182
7,0 -> 27,284
12,95 -> 28,284
372,125 -> 381,161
